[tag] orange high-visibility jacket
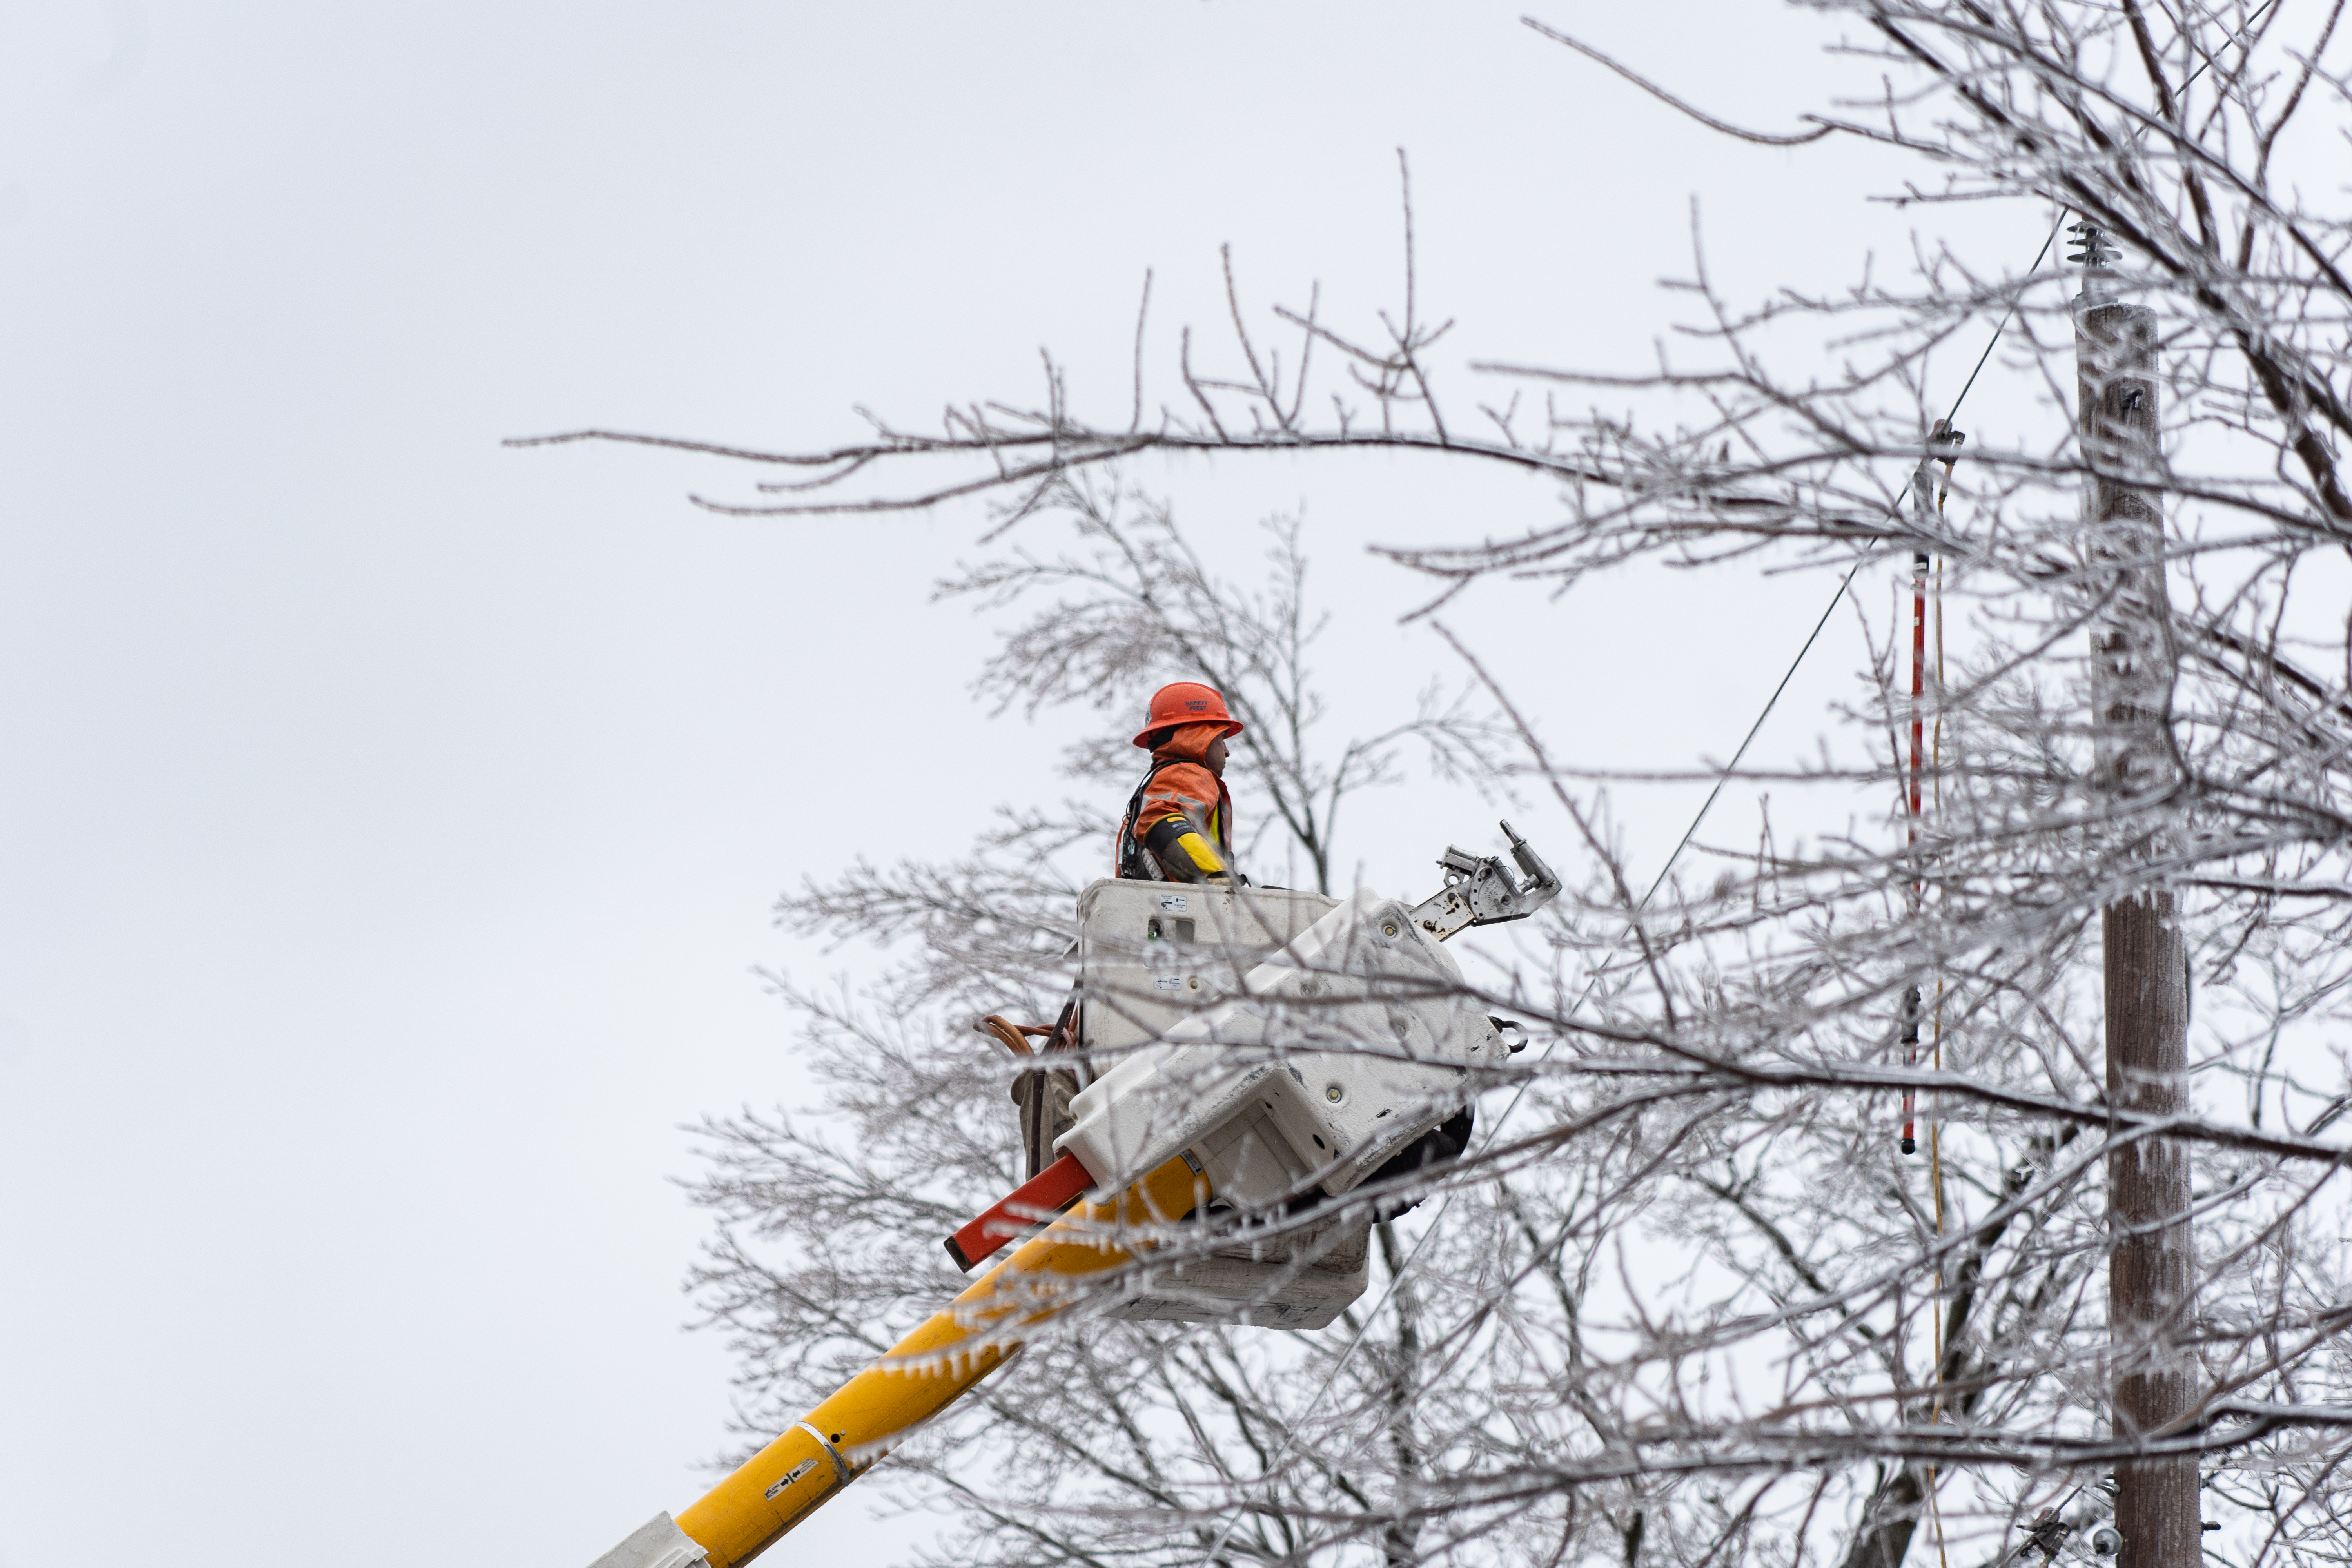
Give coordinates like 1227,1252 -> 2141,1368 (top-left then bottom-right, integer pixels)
1114,731 -> 1233,882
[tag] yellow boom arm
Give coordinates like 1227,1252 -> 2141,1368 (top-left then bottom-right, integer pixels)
594,1155 -> 1205,1568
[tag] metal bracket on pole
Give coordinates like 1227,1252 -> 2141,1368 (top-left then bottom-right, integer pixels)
1407,821 -> 1563,941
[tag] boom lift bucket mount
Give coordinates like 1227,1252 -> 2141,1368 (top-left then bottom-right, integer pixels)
587,823 -> 1561,1568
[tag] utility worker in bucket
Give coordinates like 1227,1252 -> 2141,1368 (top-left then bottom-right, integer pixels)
1001,682 -> 1242,1178
1114,682 -> 1244,884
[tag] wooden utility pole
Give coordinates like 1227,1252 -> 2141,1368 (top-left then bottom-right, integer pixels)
2073,221 -> 2198,1568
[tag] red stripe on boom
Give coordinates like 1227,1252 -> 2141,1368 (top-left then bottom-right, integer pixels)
942,1152 -> 1095,1272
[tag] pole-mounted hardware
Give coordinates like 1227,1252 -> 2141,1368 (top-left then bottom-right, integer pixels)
2069,219 -> 2121,306
2066,219 -> 2118,269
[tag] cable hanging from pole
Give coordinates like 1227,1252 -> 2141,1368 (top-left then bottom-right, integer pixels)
1903,419 -> 1964,1156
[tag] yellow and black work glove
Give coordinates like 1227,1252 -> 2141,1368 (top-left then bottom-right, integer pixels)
1143,815 -> 1230,883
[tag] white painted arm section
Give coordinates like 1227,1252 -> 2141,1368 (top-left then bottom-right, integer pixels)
1056,891 -> 1505,1207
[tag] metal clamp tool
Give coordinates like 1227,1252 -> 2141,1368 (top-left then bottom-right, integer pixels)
1408,820 -> 1563,940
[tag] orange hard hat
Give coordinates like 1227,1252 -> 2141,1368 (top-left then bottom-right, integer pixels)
1132,682 -> 1244,748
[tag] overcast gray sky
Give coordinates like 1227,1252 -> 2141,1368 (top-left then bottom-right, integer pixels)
0,5 -> 2050,1562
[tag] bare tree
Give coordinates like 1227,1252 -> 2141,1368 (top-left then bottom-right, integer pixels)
684,481 -> 1519,1565
535,3 -> 2352,1564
